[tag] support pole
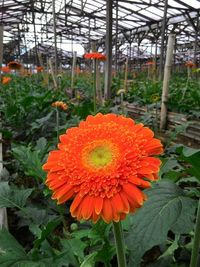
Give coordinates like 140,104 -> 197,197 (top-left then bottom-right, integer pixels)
124,57 -> 128,91
114,0 -> 118,75
52,0 -> 58,75
0,25 -> 3,74
0,25 -> 8,230
104,0 -> 113,100
160,34 -> 175,131
71,51 -> 77,97
159,0 -> 168,81
194,12 -> 199,66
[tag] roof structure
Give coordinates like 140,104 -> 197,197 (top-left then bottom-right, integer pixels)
0,0 -> 200,61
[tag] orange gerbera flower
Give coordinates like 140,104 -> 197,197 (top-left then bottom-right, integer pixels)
36,66 -> 44,72
52,101 -> 68,111
84,52 -> 106,61
2,76 -> 11,84
43,113 -> 163,223
8,61 -> 22,70
185,61 -> 195,68
1,66 -> 10,73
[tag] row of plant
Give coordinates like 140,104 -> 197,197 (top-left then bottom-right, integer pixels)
0,73 -> 199,266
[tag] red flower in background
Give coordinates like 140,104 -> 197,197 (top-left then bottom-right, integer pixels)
84,52 -> 106,61
185,61 -> 196,68
43,113 -> 163,223
52,101 -> 68,111
146,61 -> 155,66
2,76 -> 11,84
1,66 -> 10,73
36,66 -> 44,72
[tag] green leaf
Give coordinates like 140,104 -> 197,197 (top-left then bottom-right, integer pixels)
160,158 -> 183,177
159,235 -> 179,259
12,145 -> 46,181
0,228 -> 28,266
16,206 -> 57,227
0,168 -> 10,181
61,238 -> 87,262
126,180 -> 187,267
80,252 -> 98,267
177,146 -> 200,181
33,218 -> 61,249
0,182 -> 32,208
171,198 -> 197,234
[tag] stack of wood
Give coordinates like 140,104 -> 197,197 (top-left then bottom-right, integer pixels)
126,103 -> 200,143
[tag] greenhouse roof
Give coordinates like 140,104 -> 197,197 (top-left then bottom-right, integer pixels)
1,0 -> 200,52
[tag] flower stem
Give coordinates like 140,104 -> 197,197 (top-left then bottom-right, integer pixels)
113,221 -> 127,267
56,107 -> 59,143
190,198 -> 200,267
93,58 -> 97,113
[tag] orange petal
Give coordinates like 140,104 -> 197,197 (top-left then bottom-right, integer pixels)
92,210 -> 100,223
81,196 -> 94,220
101,198 -> 113,223
129,177 -> 151,188
94,197 -> 104,215
119,192 -> 130,214
57,188 -> 74,204
70,194 -> 83,215
52,184 -> 73,199
111,193 -> 124,213
123,183 -> 144,207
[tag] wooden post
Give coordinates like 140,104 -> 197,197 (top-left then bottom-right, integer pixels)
71,51 -> 77,97
0,25 -> 8,230
159,0 -> 168,81
160,34 -> 175,131
124,57 -> 128,91
48,58 -> 58,88
0,25 -> 3,78
194,12 -> 199,67
52,0 -> 58,75
114,0 -> 118,76
104,0 -> 113,100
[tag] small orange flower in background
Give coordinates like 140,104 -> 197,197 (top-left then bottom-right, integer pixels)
8,61 -> 22,70
1,66 -> 10,73
146,61 -> 155,66
36,66 -> 44,72
52,101 -> 68,111
2,76 -> 11,84
185,61 -> 196,68
43,113 -> 163,223
74,67 -> 81,74
84,52 -> 106,61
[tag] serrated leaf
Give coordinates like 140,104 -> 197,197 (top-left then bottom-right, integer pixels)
0,182 -> 32,208
12,145 -> 46,181
126,180 -> 185,267
16,206 -> 57,227
0,228 -> 28,265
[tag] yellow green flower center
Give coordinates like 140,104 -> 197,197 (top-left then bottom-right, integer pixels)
81,140 -> 119,171
88,146 -> 113,168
